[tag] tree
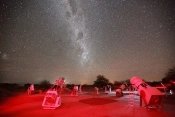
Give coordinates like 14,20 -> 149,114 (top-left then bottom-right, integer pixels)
38,80 -> 51,91
93,75 -> 109,87
113,81 -> 123,86
162,67 -> 175,83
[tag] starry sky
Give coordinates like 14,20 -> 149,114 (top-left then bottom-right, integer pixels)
0,0 -> 175,85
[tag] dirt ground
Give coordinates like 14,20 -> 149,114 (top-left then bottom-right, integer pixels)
0,88 -> 175,117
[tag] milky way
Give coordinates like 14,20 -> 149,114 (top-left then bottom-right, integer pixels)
63,0 -> 90,65
0,0 -> 175,84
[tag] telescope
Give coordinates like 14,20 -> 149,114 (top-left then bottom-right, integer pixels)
130,76 -> 164,108
42,77 -> 65,109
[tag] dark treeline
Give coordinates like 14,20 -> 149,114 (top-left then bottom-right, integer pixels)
0,67 -> 175,98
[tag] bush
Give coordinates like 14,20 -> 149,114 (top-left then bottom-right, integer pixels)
0,88 -> 11,97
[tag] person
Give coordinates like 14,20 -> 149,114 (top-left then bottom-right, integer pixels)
71,85 -> 78,96
94,87 -> 99,94
107,85 -> 111,92
30,84 -> 35,94
27,84 -> 34,95
27,87 -> 31,95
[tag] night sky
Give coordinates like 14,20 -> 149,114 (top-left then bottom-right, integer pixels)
0,0 -> 175,85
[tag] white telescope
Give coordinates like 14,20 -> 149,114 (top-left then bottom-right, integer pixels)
42,77 -> 65,109
130,76 -> 164,108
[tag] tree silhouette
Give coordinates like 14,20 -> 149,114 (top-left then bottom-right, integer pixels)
38,80 -> 51,91
93,75 -> 109,87
162,67 -> 175,83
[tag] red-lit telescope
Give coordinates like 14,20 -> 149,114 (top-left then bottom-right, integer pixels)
42,77 -> 65,109
130,76 -> 165,109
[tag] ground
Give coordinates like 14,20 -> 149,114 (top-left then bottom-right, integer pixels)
0,88 -> 175,117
